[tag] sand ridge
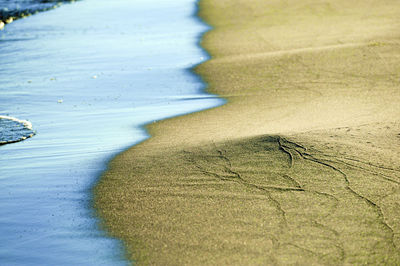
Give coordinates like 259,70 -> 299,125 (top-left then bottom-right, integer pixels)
95,0 -> 400,264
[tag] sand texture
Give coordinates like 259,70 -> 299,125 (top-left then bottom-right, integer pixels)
94,0 -> 400,264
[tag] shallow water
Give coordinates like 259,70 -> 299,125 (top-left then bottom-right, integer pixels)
0,0 -> 74,21
0,115 -> 35,144
0,0 -> 223,264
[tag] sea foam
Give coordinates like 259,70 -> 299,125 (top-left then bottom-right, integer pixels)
0,115 -> 35,145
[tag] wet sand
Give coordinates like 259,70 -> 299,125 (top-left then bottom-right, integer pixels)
95,0 -> 400,264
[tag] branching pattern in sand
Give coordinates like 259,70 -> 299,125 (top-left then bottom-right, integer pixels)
180,133 -> 400,265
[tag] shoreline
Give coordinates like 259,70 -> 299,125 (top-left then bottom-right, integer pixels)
95,0 -> 400,264
0,0 -> 221,264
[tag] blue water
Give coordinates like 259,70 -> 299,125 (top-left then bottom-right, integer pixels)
0,0 -> 74,21
0,0 -> 223,264
0,116 -> 35,144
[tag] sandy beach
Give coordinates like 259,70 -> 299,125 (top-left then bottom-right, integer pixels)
95,0 -> 400,264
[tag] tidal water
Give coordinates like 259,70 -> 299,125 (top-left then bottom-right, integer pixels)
0,0 -> 223,264
0,0 -> 74,21
0,116 -> 35,144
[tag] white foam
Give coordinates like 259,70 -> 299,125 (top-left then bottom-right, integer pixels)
0,115 -> 35,144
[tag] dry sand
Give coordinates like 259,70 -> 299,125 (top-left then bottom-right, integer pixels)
94,0 -> 400,264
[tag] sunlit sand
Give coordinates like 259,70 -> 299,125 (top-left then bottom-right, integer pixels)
95,0 -> 400,264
